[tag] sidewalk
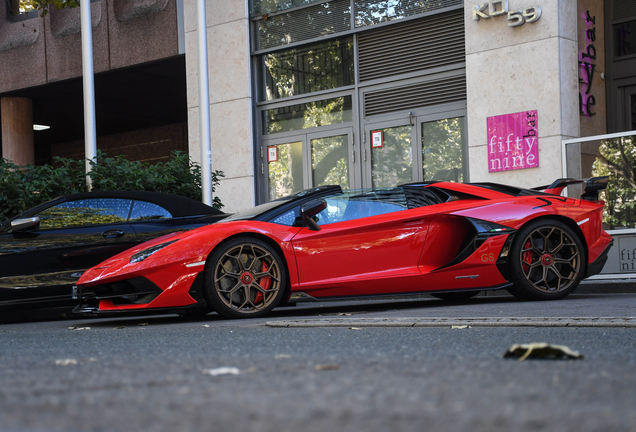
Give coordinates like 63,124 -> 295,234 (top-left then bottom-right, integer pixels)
266,317 -> 636,328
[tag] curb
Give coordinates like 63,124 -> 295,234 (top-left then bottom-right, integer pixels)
266,317 -> 636,328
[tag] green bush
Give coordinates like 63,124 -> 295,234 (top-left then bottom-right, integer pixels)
0,150 -> 224,222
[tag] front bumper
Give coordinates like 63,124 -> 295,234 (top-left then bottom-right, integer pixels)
73,273 -> 205,315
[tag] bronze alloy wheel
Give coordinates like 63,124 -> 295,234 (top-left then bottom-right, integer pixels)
507,219 -> 585,300
204,238 -> 286,318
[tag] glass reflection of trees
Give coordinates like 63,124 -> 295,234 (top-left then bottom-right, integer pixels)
593,136 -> 636,229
268,142 -> 304,200
312,135 -> 348,190
422,117 -> 464,182
355,0 -> 460,27
37,199 -> 171,229
264,38 -> 354,101
251,0 -> 326,17
372,126 -> 412,188
264,96 -> 353,134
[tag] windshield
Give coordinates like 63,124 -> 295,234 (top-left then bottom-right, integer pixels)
220,185 -> 342,222
221,199 -> 292,222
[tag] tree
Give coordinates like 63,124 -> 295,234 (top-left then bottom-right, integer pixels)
593,136 -> 636,229
15,0 -> 78,17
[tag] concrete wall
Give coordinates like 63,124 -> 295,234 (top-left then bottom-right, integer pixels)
184,0 -> 254,212
0,0 -> 180,93
50,122 -> 188,162
465,0 -> 580,187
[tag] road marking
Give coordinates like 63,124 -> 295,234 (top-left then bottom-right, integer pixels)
266,317 -> 636,328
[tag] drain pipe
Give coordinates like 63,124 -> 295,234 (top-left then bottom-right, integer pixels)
80,0 -> 97,191
196,0 -> 212,206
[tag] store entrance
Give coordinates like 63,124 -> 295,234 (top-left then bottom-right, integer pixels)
262,127 -> 355,201
363,112 -> 467,188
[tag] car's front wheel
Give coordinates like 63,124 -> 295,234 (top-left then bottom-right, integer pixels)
507,219 -> 585,300
204,237 -> 287,319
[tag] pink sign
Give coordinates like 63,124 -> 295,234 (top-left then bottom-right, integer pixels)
487,110 -> 539,172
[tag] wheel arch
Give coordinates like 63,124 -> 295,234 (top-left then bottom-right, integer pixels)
519,214 -> 588,271
204,232 -> 293,301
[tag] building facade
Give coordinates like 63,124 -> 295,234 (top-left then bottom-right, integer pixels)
183,0 -> 636,213
2,0 -> 635,217
0,0 -> 188,166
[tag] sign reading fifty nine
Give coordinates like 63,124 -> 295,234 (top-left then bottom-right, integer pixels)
487,110 -> 539,173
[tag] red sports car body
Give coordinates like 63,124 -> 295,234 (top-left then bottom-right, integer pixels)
75,178 -> 613,318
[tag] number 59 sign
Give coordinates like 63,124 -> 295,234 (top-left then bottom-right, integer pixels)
473,1 -> 542,27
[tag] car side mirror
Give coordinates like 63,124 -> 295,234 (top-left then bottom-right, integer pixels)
300,199 -> 326,231
11,217 -> 40,233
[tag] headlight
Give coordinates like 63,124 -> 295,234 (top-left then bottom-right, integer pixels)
130,240 -> 178,263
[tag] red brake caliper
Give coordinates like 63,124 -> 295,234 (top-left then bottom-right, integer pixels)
522,239 -> 533,272
254,261 -> 271,304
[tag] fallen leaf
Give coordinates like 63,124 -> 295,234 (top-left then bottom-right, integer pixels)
202,367 -> 240,376
138,323 -> 149,326
315,364 -> 339,371
116,326 -> 126,329
504,343 -> 584,361
55,359 -> 78,366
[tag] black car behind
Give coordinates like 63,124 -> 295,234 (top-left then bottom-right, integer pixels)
0,191 -> 227,315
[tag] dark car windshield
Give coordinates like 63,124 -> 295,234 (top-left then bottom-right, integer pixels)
221,199 -> 293,222
220,185 -> 342,223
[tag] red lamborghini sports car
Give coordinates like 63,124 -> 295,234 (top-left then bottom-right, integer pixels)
74,178 -> 613,319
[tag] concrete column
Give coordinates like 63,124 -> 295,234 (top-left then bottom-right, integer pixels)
1,97 -> 34,165
184,0 -> 254,212
464,0 -> 580,187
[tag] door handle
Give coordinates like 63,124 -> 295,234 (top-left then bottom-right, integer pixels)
101,229 -> 125,238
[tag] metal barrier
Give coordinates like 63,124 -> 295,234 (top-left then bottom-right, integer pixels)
562,130 -> 636,279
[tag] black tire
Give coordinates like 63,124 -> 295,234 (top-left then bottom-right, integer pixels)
430,291 -> 480,302
506,219 -> 585,301
204,237 -> 287,319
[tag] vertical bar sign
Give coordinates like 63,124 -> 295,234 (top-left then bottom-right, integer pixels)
487,110 -> 539,172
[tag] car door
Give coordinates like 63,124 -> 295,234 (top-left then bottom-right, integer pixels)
290,188 -> 432,297
0,198 -> 137,307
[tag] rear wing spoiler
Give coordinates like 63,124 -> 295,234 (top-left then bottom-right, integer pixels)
531,176 -> 609,200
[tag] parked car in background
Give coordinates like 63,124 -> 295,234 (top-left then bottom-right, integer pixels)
0,191 -> 227,315
75,178 -> 613,319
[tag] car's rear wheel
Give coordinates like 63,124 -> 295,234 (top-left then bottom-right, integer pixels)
507,219 -> 584,300
430,291 -> 480,301
204,237 -> 287,319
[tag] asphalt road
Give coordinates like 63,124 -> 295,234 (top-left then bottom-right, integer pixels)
1,292 -> 635,432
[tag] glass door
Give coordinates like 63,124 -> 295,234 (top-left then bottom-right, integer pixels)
419,116 -> 467,183
363,112 -> 467,188
308,129 -> 353,191
364,120 -> 414,188
264,138 -> 306,201
262,128 -> 354,201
